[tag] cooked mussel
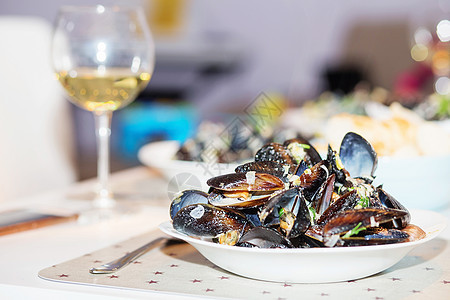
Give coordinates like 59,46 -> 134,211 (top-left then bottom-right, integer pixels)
170,190 -> 209,220
374,187 -> 410,229
255,143 -> 296,172
259,187 -> 310,238
207,172 -> 284,192
172,204 -> 252,240
339,132 -> 378,181
296,161 -> 329,202
283,137 -> 322,167
208,189 -> 272,209
236,227 -> 293,248
340,227 -> 409,246
235,161 -> 287,179
322,208 -> 409,247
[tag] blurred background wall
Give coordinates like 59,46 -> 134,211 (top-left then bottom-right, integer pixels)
0,0 -> 448,180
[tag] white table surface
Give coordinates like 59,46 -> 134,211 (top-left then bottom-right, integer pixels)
0,167 -> 203,300
0,166 -> 449,300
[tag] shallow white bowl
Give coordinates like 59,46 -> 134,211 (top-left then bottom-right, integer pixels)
159,209 -> 446,283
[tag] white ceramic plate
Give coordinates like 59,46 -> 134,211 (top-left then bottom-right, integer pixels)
159,209 -> 446,283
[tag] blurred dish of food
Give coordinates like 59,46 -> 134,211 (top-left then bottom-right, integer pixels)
323,102 -> 450,157
138,140 -> 238,192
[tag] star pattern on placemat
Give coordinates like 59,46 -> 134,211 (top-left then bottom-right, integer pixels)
38,228 -> 450,300
147,280 -> 158,284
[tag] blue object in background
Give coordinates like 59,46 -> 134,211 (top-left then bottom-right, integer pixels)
113,101 -> 198,162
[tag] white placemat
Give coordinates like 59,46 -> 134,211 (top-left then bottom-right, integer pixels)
39,229 -> 450,299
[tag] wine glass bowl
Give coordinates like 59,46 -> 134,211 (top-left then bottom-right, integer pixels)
52,5 -> 155,211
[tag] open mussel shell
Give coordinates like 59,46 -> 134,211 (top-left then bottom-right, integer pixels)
208,189 -> 272,209
236,227 -> 293,248
374,187 -> 410,229
322,208 -> 408,247
341,227 -> 409,246
172,204 -> 252,238
297,161 -> 329,202
312,173 -> 336,216
339,132 -> 378,180
316,190 -> 359,225
259,187 -> 311,238
170,190 -> 208,220
283,137 -> 322,167
207,172 -> 284,192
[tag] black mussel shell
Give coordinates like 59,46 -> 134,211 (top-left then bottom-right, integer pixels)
283,137 -> 322,167
236,227 -> 293,248
235,161 -> 287,179
294,160 -> 309,177
172,204 -> 252,238
298,161 -> 329,202
322,208 -> 408,247
290,233 -> 325,248
255,143 -> 296,173
208,189 -> 273,209
259,187 -> 311,238
170,190 -> 208,220
207,172 -> 285,192
325,145 -> 348,184
341,227 -> 409,246
316,190 -> 359,225
339,132 -> 378,180
312,173 -> 336,216
374,187 -> 410,229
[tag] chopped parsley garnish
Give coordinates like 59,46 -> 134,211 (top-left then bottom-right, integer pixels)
308,206 -> 317,221
342,222 -> 366,238
357,196 -> 370,208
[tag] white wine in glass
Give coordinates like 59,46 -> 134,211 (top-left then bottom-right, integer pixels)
52,5 -> 155,211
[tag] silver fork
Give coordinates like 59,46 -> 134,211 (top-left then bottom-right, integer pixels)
89,237 -> 166,274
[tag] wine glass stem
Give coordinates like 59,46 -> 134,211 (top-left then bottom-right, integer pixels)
93,110 -> 114,208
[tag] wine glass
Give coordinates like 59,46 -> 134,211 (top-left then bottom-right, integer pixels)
52,5 -> 155,212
